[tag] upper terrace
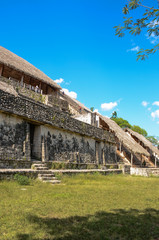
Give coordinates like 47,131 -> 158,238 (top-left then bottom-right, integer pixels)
0,47 -> 68,112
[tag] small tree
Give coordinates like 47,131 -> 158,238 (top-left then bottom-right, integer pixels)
113,117 -> 132,129
131,125 -> 148,137
90,107 -> 94,112
147,136 -> 159,148
111,111 -> 117,119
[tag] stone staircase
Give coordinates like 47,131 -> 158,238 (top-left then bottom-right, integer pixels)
32,162 -> 61,184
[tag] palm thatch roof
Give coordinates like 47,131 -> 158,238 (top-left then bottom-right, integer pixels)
125,128 -> 159,156
97,114 -> 150,156
0,46 -> 61,89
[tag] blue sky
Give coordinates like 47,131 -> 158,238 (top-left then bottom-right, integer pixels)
1,0 -> 159,136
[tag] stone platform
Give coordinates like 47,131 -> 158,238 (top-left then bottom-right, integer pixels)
0,168 -> 122,180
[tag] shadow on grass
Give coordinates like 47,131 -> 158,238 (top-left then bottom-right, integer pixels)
17,208 -> 159,240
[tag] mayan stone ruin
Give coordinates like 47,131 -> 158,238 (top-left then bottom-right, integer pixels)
0,46 -> 159,180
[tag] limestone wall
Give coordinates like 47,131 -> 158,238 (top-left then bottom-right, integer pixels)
0,112 -> 30,167
31,125 -> 117,164
40,126 -> 96,163
130,167 -> 159,177
0,89 -> 117,168
75,113 -> 92,125
0,89 -> 115,143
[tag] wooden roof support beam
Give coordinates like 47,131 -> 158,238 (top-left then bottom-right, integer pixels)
155,156 -> 157,168
140,154 -> 142,167
21,75 -> 24,85
0,65 -> 3,76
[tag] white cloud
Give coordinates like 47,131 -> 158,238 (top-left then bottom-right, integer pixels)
62,88 -> 77,99
54,78 -> 64,84
93,109 -> 99,113
101,101 -> 117,111
152,101 -> 159,106
157,121 -> 159,124
148,107 -> 151,111
65,81 -> 71,85
146,20 -> 159,44
142,101 -> 149,107
127,46 -> 140,52
151,109 -> 159,119
149,20 -> 159,28
148,33 -> 159,44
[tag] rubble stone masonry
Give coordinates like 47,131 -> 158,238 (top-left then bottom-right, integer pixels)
0,89 -> 117,168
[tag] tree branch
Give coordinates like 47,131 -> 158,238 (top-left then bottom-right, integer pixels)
137,3 -> 158,10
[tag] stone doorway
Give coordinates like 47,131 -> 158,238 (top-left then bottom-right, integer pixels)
30,123 -> 35,159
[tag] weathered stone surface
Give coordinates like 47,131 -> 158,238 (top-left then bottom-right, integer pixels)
0,89 -> 116,143
130,167 -> 159,177
0,89 -> 117,168
0,168 -> 122,180
0,160 -> 31,169
0,113 -> 30,163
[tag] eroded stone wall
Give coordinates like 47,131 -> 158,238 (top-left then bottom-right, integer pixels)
130,167 -> 159,177
40,126 -> 96,163
0,112 -> 30,167
0,89 -> 117,167
0,89 -> 116,143
34,126 -> 117,164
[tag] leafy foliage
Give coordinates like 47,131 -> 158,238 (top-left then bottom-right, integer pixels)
147,136 -> 159,148
111,114 -> 159,146
111,111 -> 117,119
114,0 -> 159,59
111,113 -> 147,137
131,125 -> 148,137
113,117 -> 132,129
14,174 -> 30,185
90,107 -> 94,112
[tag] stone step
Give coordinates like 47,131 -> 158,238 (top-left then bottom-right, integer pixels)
42,179 -> 61,184
38,173 -> 55,177
38,176 -> 57,181
36,170 -> 54,174
35,167 -> 48,170
32,164 -> 47,167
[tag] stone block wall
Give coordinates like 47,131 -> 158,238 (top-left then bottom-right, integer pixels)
0,112 -> 30,167
40,126 -> 96,163
0,89 -> 117,168
130,167 -> 159,177
0,89 -> 116,143
30,125 -> 117,164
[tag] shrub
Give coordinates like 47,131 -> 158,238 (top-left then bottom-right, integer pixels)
14,174 -> 30,185
54,173 -> 62,180
109,165 -> 115,169
87,164 -> 96,169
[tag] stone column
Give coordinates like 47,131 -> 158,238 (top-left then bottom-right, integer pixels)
131,152 -> 133,167
25,123 -> 31,161
41,136 -> 45,162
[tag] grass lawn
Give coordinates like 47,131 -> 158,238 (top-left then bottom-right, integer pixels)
1,174 -> 159,240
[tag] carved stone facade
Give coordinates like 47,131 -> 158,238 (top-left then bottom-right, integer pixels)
0,89 -> 117,168
0,113 -> 30,167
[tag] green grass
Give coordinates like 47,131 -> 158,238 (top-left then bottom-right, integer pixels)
1,174 -> 159,239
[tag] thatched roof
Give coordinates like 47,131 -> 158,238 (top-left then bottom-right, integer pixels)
97,114 -> 150,156
0,46 -> 61,89
125,128 -> 159,156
